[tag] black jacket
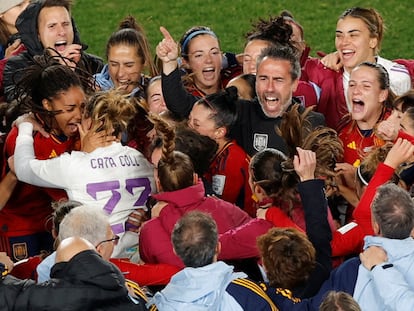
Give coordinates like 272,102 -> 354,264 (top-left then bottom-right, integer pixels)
3,0 -> 103,102
162,67 -> 325,156
0,250 -> 147,311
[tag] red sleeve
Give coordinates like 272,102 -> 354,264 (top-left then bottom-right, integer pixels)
264,207 -> 304,232
397,130 -> 414,144
331,222 -> 365,257
218,218 -> 273,260
219,145 -> 250,205
110,259 -> 181,286
352,163 -> 395,232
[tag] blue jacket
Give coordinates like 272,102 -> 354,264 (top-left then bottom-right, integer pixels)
148,261 -> 277,311
353,236 -> 414,311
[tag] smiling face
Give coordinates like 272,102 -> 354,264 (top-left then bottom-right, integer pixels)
348,65 -> 387,129
147,79 -> 167,114
43,86 -> 86,137
335,16 -> 377,73
255,57 -> 298,118
108,44 -> 144,94
184,34 -> 222,95
243,39 -> 270,75
37,6 -> 74,52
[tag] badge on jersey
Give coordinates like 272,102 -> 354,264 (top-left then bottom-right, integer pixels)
12,242 -> 28,261
212,175 -> 226,195
253,133 -> 268,152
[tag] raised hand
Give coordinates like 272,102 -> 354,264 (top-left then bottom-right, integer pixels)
293,147 -> 316,181
384,138 -> 414,169
156,26 -> 179,75
376,119 -> 399,141
156,27 -> 179,63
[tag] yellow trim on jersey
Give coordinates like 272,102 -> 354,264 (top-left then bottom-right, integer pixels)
125,279 -> 148,302
275,288 -> 301,303
232,278 -> 279,311
148,304 -> 157,311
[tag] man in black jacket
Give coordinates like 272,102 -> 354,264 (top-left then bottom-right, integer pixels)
157,33 -> 325,156
0,236 -> 148,311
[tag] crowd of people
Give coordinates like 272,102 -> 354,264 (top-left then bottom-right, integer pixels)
0,0 -> 414,310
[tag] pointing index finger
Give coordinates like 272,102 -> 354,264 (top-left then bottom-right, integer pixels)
160,26 -> 174,41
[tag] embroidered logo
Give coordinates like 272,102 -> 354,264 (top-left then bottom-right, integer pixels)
12,242 -> 28,261
253,133 -> 268,152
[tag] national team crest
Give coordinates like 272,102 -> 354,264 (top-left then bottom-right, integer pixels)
253,133 -> 268,152
12,242 -> 28,261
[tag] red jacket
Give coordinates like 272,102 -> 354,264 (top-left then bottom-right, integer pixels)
302,58 -> 348,130
139,181 -> 251,268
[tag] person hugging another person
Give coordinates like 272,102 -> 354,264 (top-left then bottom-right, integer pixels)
0,54 -> 90,261
12,89 -> 155,259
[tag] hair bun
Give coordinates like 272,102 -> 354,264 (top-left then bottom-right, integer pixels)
225,85 -> 239,101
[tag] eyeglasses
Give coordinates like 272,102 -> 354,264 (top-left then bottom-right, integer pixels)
96,235 -> 120,248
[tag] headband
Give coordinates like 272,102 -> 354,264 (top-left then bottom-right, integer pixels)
356,165 -> 369,186
181,29 -> 217,56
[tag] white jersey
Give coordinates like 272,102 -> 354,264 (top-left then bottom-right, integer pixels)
343,56 -> 411,111
14,122 -> 155,258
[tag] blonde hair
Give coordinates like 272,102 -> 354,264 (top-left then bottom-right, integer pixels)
85,90 -> 136,137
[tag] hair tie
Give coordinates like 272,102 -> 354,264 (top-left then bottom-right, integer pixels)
357,165 -> 369,186
181,30 -> 217,56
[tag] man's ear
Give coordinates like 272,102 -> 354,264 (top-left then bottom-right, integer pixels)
216,241 -> 221,256
193,173 -> 198,184
372,221 -> 381,236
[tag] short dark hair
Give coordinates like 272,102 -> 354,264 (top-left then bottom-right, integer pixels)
256,45 -> 301,81
172,211 -> 218,268
371,183 -> 414,239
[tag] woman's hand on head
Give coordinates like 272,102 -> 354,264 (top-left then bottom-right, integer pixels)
78,123 -> 117,153
384,138 -> 414,169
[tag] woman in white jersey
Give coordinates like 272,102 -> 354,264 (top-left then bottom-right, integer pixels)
13,90 -> 155,259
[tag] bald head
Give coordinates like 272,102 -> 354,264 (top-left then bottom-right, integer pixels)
55,237 -> 95,263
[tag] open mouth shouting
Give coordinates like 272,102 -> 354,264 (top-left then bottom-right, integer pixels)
202,67 -> 216,81
54,41 -> 67,52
